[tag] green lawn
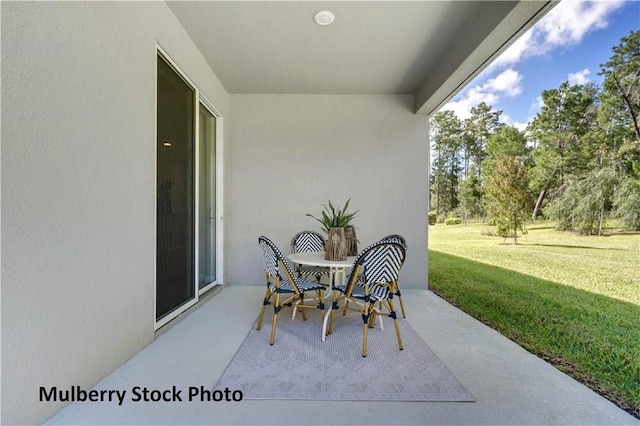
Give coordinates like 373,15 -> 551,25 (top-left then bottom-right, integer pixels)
428,222 -> 640,417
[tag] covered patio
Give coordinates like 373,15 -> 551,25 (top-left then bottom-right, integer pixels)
46,286 -> 635,424
6,1 -> 637,424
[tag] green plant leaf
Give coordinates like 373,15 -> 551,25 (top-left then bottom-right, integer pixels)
307,199 -> 358,233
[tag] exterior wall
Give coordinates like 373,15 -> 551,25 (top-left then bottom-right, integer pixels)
228,94 -> 429,289
1,2 -> 229,424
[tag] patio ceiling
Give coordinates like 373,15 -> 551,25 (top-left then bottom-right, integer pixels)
167,1 -> 555,115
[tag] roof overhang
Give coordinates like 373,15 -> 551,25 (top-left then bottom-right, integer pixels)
167,1 -> 556,115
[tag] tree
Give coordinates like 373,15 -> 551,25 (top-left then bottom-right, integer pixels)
528,82 -> 598,219
546,167 -> 617,235
465,102 -> 503,179
483,127 -> 532,243
599,30 -> 640,143
486,156 -> 531,244
484,126 -> 530,174
598,31 -> 640,231
457,169 -> 483,224
430,111 -> 464,215
613,174 -> 640,230
427,32 -> 640,234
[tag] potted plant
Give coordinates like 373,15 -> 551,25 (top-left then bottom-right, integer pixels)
306,199 -> 358,260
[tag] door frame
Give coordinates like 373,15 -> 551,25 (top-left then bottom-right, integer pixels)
154,44 -> 224,330
197,95 -> 224,296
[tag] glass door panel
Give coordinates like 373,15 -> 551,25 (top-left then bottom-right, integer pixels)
156,54 -> 196,321
198,104 -> 216,290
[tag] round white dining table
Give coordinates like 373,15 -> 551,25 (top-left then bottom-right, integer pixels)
287,252 -> 356,341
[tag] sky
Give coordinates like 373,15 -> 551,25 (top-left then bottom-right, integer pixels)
440,0 -> 640,130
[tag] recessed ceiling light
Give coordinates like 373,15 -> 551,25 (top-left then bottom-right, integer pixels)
314,11 -> 335,26
163,142 -> 172,147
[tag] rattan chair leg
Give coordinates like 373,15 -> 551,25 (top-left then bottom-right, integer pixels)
393,282 -> 406,318
270,314 -> 279,345
328,295 -> 338,334
388,298 -> 403,350
325,309 -> 333,337
256,288 -> 271,330
319,293 -> 327,324
362,322 -> 368,357
367,310 -> 376,328
256,310 -> 266,330
394,319 -> 403,350
300,297 -> 308,321
398,295 -> 407,318
270,292 -> 280,345
393,317 -> 403,350
362,299 -> 371,357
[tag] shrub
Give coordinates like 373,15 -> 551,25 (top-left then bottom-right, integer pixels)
444,217 -> 462,225
613,178 -> 640,231
428,211 -> 437,225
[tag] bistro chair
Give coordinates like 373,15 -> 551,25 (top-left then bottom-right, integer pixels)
290,231 -> 330,284
328,240 -> 406,357
256,236 -> 326,345
345,234 -> 408,318
376,235 -> 408,318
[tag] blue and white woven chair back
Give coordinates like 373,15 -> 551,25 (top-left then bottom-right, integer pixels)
258,236 -> 299,287
258,236 -> 280,278
354,240 -> 405,285
379,234 -> 407,251
291,231 -> 325,253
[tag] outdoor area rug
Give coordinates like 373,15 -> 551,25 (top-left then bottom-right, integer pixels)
214,309 -> 474,402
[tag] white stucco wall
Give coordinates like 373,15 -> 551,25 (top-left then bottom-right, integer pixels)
1,2 -> 229,424
228,94 -> 429,289
2,3 -> 431,423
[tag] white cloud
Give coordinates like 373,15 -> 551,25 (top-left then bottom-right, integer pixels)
499,112 -> 530,132
484,69 -> 523,96
438,0 -> 624,121
441,69 -> 522,120
539,0 -> 621,44
490,29 -> 533,69
568,68 -> 591,85
531,95 -> 545,114
512,121 -> 529,132
491,0 -> 624,69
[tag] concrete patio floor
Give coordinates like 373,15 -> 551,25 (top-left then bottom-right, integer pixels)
47,286 -> 638,425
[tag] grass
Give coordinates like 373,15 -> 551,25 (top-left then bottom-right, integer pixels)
428,222 -> 640,417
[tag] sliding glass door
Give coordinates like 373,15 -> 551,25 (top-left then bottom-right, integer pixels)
198,103 -> 217,291
155,49 -> 222,327
156,54 -> 196,321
